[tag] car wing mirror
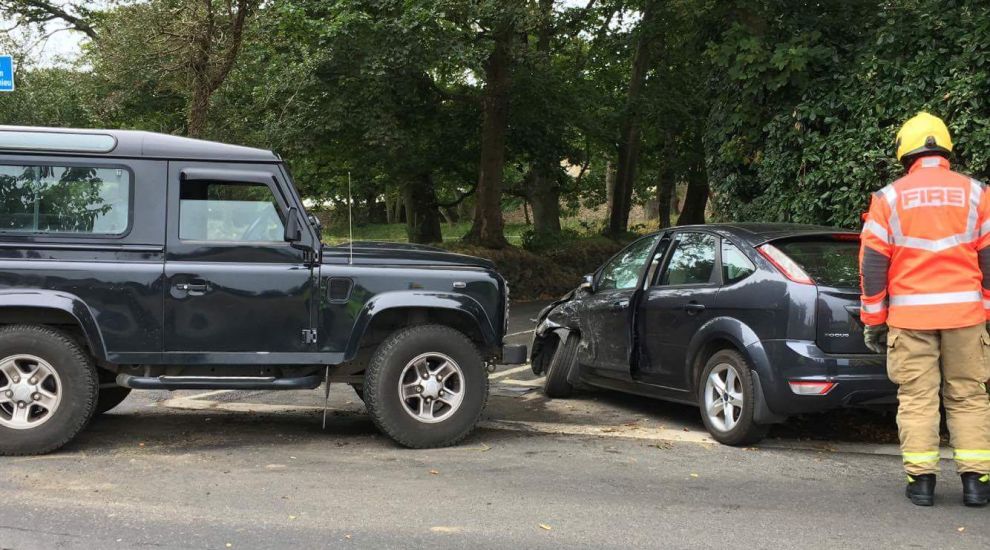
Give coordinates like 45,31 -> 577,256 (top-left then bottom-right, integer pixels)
579,273 -> 595,293
284,206 -> 302,243
307,213 -> 323,234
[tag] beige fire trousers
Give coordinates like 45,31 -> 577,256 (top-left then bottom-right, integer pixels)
887,323 -> 990,475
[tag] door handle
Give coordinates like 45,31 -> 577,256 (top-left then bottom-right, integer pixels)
175,282 -> 210,294
684,302 -> 706,315
611,299 -> 629,310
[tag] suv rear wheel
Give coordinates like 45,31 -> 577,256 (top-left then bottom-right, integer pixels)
698,349 -> 769,446
0,325 -> 99,455
364,325 -> 488,448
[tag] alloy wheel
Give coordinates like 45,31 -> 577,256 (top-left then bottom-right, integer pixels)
397,353 -> 465,424
704,362 -> 744,433
0,354 -> 62,430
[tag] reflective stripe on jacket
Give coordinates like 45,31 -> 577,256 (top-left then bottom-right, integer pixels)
859,156 -> 990,329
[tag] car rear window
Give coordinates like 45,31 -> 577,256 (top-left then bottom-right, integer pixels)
773,236 -> 860,288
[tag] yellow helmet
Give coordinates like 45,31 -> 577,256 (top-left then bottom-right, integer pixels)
896,112 -> 953,163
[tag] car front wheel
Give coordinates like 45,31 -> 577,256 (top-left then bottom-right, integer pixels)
698,349 -> 769,446
543,332 -> 578,398
364,325 -> 488,448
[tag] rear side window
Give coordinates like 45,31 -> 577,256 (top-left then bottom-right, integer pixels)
660,232 -> 717,286
179,180 -> 285,242
722,241 -> 756,284
0,163 -> 130,235
773,237 -> 860,288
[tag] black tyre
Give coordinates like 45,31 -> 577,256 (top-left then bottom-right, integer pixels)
364,325 -> 488,449
0,325 -> 99,456
96,369 -> 131,415
697,349 -> 769,446
543,332 -> 578,398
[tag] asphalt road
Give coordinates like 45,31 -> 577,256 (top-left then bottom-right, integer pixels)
1,301 -> 988,549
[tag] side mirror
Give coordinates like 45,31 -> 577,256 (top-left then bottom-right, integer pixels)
579,273 -> 595,293
284,206 -> 302,242
307,213 -> 323,234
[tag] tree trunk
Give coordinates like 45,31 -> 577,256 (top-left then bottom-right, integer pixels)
404,173 -> 443,244
605,161 -> 616,213
644,195 -> 659,221
518,0 -> 563,237
656,168 -> 676,229
607,1 -> 656,236
463,24 -> 513,248
677,162 -> 709,226
187,86 -> 210,138
385,192 -> 395,225
526,167 -> 562,235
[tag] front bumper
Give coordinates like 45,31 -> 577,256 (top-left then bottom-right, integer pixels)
758,339 -> 896,416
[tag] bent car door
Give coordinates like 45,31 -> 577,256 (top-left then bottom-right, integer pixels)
581,235 -> 661,380
163,162 -> 317,359
636,231 -> 720,389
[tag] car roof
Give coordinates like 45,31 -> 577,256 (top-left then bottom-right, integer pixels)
658,223 -> 858,245
0,125 -> 279,162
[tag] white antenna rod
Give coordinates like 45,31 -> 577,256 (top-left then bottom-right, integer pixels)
348,171 -> 354,265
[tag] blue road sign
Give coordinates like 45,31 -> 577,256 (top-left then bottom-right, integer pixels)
0,56 -> 14,92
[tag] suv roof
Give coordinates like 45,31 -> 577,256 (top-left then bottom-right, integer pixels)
0,125 -> 279,163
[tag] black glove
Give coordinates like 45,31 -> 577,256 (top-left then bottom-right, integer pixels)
863,324 -> 888,354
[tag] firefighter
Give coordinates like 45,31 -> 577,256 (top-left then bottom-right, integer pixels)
860,112 -> 990,507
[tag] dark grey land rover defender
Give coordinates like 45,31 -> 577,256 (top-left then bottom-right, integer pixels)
0,126 -> 525,454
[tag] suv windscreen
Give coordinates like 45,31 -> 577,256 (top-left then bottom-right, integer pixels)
773,236 -> 860,288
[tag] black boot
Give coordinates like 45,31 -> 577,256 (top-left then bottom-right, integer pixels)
961,473 -> 990,507
906,474 -> 936,506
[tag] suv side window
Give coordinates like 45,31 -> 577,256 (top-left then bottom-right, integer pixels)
722,240 -> 756,284
597,236 -> 660,291
0,163 -> 130,235
659,232 -> 717,286
179,180 -> 285,242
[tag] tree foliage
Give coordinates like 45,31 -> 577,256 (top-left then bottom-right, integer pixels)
3,0 -> 990,244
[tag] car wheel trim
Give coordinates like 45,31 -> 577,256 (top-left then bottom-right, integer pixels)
0,354 -> 63,430
397,352 -> 465,424
704,362 -> 744,433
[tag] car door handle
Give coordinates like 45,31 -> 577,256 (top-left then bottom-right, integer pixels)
684,302 -> 706,314
175,282 -> 210,294
611,299 -> 629,310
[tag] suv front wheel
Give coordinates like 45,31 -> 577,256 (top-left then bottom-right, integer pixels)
698,349 -> 769,446
364,325 -> 488,448
0,325 -> 99,455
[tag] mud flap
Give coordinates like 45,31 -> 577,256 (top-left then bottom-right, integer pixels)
751,371 -> 787,424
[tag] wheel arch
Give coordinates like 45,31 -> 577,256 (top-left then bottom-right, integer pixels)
684,316 -> 772,393
344,291 -> 498,363
0,292 -> 107,361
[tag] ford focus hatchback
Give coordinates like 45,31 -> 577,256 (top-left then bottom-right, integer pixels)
530,223 -> 895,445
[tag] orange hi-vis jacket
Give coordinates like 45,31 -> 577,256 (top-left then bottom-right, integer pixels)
859,156 -> 990,330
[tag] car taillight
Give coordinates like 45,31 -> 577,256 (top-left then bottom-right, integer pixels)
788,380 -> 836,395
757,244 -> 814,285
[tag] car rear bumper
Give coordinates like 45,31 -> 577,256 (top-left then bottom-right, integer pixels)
757,339 -> 896,416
